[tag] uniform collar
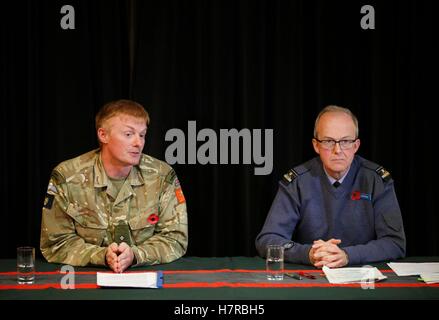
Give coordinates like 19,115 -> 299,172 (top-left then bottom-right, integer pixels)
314,156 -> 360,198
324,166 -> 350,185
93,151 -> 144,188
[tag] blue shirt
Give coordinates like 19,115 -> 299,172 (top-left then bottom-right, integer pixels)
255,155 -> 406,266
324,166 -> 349,185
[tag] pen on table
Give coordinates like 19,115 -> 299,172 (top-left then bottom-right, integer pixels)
285,273 -> 302,280
298,272 -> 316,279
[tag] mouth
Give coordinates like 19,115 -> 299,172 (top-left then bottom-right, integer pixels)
129,151 -> 140,157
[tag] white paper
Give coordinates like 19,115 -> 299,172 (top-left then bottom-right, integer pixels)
322,266 -> 387,284
419,273 -> 439,284
387,262 -> 439,276
96,272 -> 162,288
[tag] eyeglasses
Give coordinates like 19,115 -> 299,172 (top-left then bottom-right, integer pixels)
314,138 -> 358,150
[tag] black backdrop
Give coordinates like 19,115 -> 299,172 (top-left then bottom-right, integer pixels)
1,0 -> 438,259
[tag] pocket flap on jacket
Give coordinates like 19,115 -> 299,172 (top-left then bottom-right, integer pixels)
66,203 -> 108,229
129,206 -> 158,230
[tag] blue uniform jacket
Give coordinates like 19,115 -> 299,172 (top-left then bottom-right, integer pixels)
255,155 -> 406,266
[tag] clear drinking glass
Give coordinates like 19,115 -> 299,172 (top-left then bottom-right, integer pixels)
17,246 -> 35,284
266,244 -> 284,280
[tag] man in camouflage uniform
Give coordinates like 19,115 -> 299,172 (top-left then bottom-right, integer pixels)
40,100 -> 188,272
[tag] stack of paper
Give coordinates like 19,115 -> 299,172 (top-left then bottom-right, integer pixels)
419,273 -> 439,284
322,266 -> 387,284
387,262 -> 439,276
96,271 -> 163,288
387,262 -> 439,284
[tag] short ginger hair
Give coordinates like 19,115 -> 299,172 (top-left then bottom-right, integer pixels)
95,99 -> 150,131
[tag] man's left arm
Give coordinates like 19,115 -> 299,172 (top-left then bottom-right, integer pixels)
342,180 -> 406,265
131,170 -> 188,266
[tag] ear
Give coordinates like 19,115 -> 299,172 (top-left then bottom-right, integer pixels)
353,138 -> 361,153
312,138 -> 320,154
97,127 -> 109,145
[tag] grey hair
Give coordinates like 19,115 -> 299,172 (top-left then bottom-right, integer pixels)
313,105 -> 359,138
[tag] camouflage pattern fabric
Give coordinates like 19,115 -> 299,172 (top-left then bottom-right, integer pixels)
40,149 -> 188,267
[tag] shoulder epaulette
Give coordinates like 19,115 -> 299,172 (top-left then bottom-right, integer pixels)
375,166 -> 392,182
361,159 -> 392,182
282,169 -> 299,184
50,170 -> 66,184
164,169 -> 177,184
281,164 -> 310,185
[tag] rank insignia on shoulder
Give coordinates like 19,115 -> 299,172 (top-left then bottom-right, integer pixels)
282,169 -> 298,185
376,166 -> 392,182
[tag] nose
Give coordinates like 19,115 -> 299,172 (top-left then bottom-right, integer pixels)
333,142 -> 342,153
133,134 -> 142,147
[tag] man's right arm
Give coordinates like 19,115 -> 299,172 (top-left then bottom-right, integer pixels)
255,183 -> 312,265
40,170 -> 107,266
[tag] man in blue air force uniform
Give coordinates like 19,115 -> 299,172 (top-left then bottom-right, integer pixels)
255,106 -> 406,268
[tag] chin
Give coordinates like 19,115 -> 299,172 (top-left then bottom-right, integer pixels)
122,158 -> 140,166
128,154 -> 142,162
329,165 -> 347,174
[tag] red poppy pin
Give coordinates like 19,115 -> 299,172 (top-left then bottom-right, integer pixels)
351,191 -> 361,200
147,213 -> 159,225
351,191 -> 372,201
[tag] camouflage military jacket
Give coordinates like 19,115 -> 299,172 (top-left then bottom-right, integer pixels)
40,149 -> 188,267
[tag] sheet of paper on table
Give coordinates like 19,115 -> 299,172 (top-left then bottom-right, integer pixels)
419,273 -> 439,284
97,271 -> 163,288
387,262 -> 439,276
322,266 -> 387,284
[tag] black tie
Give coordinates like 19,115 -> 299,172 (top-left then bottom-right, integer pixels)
333,181 -> 341,188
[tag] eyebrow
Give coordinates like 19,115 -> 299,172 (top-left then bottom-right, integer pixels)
319,135 -> 355,140
122,125 -> 147,134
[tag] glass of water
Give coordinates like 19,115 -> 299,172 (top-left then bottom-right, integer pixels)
17,246 -> 35,284
266,244 -> 284,280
